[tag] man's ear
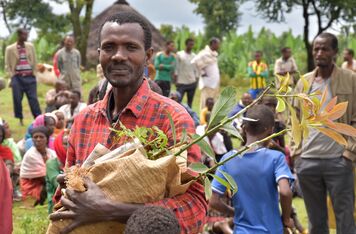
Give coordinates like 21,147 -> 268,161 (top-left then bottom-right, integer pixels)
145,47 -> 153,64
97,48 -> 100,56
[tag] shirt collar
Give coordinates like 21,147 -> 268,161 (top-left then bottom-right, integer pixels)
98,78 -> 150,120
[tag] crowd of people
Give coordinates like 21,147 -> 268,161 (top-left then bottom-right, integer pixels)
0,10 -> 356,234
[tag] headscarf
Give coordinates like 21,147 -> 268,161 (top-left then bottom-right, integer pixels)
33,114 -> 45,128
53,130 -> 67,166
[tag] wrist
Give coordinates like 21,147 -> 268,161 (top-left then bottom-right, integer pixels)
102,200 -> 143,223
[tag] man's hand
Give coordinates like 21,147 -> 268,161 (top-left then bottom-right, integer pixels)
159,64 -> 164,70
283,217 -> 295,229
49,177 -> 142,234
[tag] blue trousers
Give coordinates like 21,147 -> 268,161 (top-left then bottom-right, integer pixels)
11,75 -> 41,119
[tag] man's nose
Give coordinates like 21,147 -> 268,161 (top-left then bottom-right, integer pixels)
112,47 -> 127,61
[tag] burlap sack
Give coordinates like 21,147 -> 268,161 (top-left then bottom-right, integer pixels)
47,146 -> 193,234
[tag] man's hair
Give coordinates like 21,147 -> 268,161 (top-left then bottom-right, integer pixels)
205,97 -> 214,106
124,206 -> 180,234
185,38 -> 194,45
255,50 -> 263,56
345,48 -> 354,57
17,28 -> 27,35
243,104 -> 274,136
71,90 -> 81,99
98,11 -> 152,50
315,32 -> 338,50
209,37 -> 220,46
166,40 -> 174,46
281,47 -> 291,53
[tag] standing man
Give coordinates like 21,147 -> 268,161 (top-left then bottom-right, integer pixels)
176,38 -> 198,107
294,33 -> 356,234
342,48 -> 356,72
57,35 -> 81,92
154,41 -> 176,97
5,28 -> 41,125
247,51 -> 268,99
192,38 -> 220,111
274,47 -> 298,88
49,12 -> 207,234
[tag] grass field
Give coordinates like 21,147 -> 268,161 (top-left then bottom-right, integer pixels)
0,71 -> 337,233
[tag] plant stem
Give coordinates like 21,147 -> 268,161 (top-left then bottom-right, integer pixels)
173,87 -> 272,158
195,129 -> 289,181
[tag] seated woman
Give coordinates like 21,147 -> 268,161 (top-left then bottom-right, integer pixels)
24,114 -> 57,152
20,126 -> 57,207
52,110 -> 66,138
46,129 -> 69,213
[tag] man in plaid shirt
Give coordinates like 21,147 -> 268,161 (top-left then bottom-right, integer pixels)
49,12 -> 207,233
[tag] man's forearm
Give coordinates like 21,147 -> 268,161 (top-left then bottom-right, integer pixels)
280,192 -> 292,222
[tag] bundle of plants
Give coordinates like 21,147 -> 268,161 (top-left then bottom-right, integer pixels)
47,123 -> 194,234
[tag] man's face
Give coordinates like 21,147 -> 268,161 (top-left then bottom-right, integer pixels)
64,37 -> 74,50
206,99 -> 214,111
186,41 -> 194,51
282,49 -> 291,60
313,37 -> 337,68
55,112 -> 65,129
255,52 -> 262,62
99,22 -> 150,89
19,31 -> 28,42
343,50 -> 352,62
69,93 -> 80,107
167,42 -> 175,53
211,41 -> 220,51
241,94 -> 253,106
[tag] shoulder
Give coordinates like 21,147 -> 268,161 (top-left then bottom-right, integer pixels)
74,49 -> 81,55
47,148 -> 57,157
264,148 -> 285,161
25,42 -> 34,48
5,43 -> 17,51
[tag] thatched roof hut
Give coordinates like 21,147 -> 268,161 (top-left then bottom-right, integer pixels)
86,0 -> 166,65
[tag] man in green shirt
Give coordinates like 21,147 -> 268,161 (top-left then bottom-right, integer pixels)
154,41 -> 176,97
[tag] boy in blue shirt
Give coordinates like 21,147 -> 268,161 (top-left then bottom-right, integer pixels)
210,104 -> 294,234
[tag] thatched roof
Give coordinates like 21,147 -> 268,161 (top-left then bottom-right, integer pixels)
86,0 -> 166,65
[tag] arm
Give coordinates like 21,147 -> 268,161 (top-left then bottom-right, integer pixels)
4,47 -> 13,78
260,64 -> 269,78
57,52 -> 63,73
247,65 -> 256,78
31,44 -> 37,74
210,192 -> 234,216
344,73 -> 356,161
78,51 -> 81,68
154,54 -> 161,70
278,178 -> 294,228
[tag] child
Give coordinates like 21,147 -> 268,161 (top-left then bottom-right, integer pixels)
124,206 -> 180,234
200,97 -> 214,125
210,104 -> 294,233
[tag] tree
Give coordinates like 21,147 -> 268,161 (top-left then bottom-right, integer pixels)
253,0 -> 356,71
189,0 -> 241,39
0,0 -> 71,44
159,24 -> 176,41
67,0 -> 94,67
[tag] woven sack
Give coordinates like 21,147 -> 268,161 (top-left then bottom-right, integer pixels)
47,145 -> 193,234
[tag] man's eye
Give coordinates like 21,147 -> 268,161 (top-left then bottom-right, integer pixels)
102,45 -> 114,52
127,44 -> 137,50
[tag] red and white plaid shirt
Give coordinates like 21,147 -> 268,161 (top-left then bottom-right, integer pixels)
66,78 -> 207,233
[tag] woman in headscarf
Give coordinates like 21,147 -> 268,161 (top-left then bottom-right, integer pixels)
46,129 -> 68,213
20,126 -> 57,207
24,114 -> 57,151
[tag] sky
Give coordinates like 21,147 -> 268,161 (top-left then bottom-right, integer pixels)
0,0 -> 341,40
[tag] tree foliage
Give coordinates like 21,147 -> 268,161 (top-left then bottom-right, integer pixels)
253,0 -> 356,71
66,0 -> 95,67
189,0 -> 241,39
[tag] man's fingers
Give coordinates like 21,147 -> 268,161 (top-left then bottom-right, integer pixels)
61,197 -> 77,211
83,177 -> 96,189
57,174 -> 66,188
59,221 -> 81,234
49,210 -> 76,221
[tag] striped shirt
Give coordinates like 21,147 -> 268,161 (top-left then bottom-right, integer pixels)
15,44 -> 33,76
